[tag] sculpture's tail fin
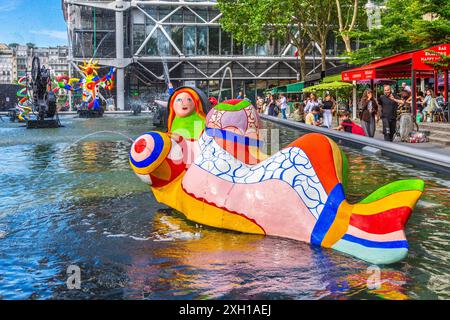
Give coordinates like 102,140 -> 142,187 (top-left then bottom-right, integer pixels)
331,180 -> 424,264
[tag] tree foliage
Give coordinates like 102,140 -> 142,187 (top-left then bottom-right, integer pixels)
424,51 -> 450,69
217,0 -> 337,78
217,0 -> 450,71
335,0 -> 365,53
348,0 -> 450,64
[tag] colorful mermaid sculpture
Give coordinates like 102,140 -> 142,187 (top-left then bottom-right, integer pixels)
129,96 -> 424,265
166,86 -> 211,139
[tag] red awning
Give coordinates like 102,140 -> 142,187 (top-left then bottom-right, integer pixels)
342,43 -> 450,82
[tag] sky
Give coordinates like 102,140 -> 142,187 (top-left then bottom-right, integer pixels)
0,0 -> 67,47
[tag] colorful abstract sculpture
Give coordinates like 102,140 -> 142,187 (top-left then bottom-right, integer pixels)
53,75 -> 81,93
72,59 -> 115,111
16,74 -> 79,121
129,96 -> 424,265
16,76 -> 32,121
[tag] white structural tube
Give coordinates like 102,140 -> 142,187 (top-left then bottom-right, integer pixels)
115,0 -> 125,110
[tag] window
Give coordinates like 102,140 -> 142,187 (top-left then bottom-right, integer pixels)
158,9 -> 170,21
244,44 -> 255,56
233,37 -> 243,55
221,29 -> 231,55
133,24 -> 145,54
196,9 -> 207,22
197,27 -> 208,55
209,27 -> 220,55
157,28 -> 170,55
184,26 -> 196,55
171,26 -> 183,55
183,8 -> 195,23
208,9 -> 220,21
146,34 -> 158,56
170,8 -> 183,23
326,33 -> 335,56
256,44 -> 267,56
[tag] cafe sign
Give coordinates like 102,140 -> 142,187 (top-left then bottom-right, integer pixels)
412,43 -> 450,70
342,69 -> 375,81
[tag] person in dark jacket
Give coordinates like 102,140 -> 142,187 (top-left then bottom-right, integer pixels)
267,94 -> 276,116
378,85 -> 402,141
359,89 -> 379,137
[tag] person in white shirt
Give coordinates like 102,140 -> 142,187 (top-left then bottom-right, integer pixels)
402,82 -> 411,93
278,93 -> 288,119
304,93 -> 320,117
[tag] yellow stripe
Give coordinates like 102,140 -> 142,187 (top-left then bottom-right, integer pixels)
352,190 -> 422,215
321,200 -> 352,248
326,137 -> 343,184
152,174 -> 265,235
248,146 -> 270,162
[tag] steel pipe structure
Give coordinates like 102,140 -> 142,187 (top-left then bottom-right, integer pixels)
63,0 -> 348,110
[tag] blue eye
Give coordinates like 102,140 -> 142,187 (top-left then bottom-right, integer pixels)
176,98 -> 182,102
187,98 -> 192,102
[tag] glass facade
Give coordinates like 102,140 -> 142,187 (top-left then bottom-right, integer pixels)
71,6 -> 118,58
132,24 -> 295,57
66,0 -> 348,107
130,5 -> 303,57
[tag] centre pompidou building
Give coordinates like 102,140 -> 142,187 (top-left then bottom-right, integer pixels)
63,0 -> 348,109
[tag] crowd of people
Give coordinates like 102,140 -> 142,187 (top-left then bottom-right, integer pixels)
254,92 -> 364,135
251,83 -> 447,142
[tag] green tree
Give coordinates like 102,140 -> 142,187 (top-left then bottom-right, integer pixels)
8,43 -> 19,48
217,0 -> 335,79
348,0 -> 450,65
303,0 -> 336,72
408,0 -> 450,47
335,0 -> 366,53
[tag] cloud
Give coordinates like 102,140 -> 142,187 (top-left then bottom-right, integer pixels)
0,0 -> 21,12
30,29 -> 67,41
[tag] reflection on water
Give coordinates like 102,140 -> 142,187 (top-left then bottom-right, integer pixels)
0,116 -> 449,300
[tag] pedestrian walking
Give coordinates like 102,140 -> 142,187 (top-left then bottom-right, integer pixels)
359,89 -> 379,137
321,94 -> 335,128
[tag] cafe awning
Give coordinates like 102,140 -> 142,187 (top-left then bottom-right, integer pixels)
271,82 -> 305,94
302,81 -> 354,92
342,43 -> 450,82
271,85 -> 287,94
286,82 -> 305,93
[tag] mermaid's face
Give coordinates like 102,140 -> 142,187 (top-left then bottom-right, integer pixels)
173,92 -> 196,117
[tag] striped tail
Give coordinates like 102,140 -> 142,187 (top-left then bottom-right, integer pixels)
332,179 -> 424,265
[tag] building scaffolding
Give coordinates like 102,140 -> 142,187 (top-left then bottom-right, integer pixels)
63,0 -> 348,109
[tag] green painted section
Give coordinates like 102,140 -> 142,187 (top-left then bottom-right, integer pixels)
286,82 -> 305,93
340,148 -> 349,193
323,74 -> 342,83
271,86 -> 287,94
215,99 -> 252,111
271,82 -> 305,94
358,179 -> 425,204
303,81 -> 354,93
171,112 -> 205,140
